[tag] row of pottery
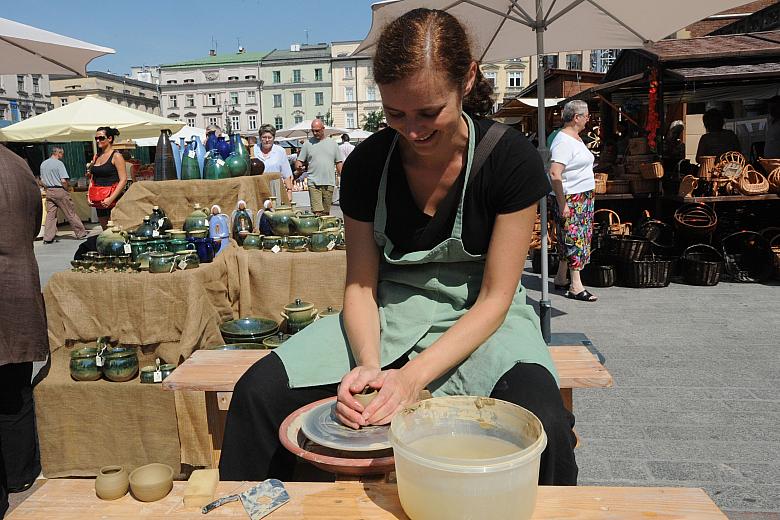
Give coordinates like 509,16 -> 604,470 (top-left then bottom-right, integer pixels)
70,344 -> 139,382
72,253 -> 141,273
266,205 -> 343,237
242,228 -> 345,252
95,463 -> 173,502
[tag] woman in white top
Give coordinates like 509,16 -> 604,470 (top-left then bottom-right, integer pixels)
549,100 -> 597,302
253,124 -> 294,199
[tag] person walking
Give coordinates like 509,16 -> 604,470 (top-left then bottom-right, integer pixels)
0,144 -> 49,517
338,133 -> 355,161
87,127 -> 127,230
295,119 -> 343,215
549,100 -> 598,302
37,147 -> 88,244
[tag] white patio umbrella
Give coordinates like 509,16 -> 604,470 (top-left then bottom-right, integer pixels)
356,0 -> 751,341
0,17 -> 114,76
0,96 -> 184,142
133,125 -> 207,147
276,120 -> 349,139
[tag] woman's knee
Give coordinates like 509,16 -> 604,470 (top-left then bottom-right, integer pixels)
232,353 -> 288,407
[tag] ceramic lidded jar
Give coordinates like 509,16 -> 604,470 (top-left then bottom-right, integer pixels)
268,205 -> 295,236
281,298 -> 318,334
242,232 -> 262,250
318,306 -> 340,319
95,465 -> 129,500
150,206 -> 172,234
183,203 -> 210,234
96,226 -> 129,256
262,331 -> 291,349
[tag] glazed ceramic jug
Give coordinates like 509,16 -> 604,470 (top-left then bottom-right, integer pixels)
290,211 -> 320,236
128,236 -> 150,261
193,134 -> 207,174
134,216 -> 155,239
154,129 -> 177,181
309,229 -> 339,252
183,203 -> 210,233
268,205 -> 295,236
231,202 -> 254,245
319,216 -> 343,230
96,225 -> 129,256
150,206 -> 172,234
170,139 -> 182,179
188,236 -> 216,263
180,141 -> 201,180
226,133 -> 249,177
203,151 -> 230,180
216,136 -> 232,160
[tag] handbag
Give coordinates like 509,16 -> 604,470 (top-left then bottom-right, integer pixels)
87,181 -> 118,208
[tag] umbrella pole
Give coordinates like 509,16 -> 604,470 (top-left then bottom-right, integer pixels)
535,0 -> 552,343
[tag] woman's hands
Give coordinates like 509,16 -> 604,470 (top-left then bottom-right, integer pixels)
335,365 -> 382,429
561,203 -> 571,220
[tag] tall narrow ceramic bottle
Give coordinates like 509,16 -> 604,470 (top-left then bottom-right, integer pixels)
193,134 -> 206,174
154,130 -> 177,181
180,141 -> 201,180
226,133 -> 249,177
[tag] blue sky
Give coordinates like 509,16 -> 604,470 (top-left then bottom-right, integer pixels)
4,0 -> 376,74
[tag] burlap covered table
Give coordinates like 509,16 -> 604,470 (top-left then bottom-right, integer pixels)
110,174 -> 284,230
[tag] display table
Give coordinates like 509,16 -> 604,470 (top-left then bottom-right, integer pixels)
6,480 -> 727,519
110,174 -> 285,231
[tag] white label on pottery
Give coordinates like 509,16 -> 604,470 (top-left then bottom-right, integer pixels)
327,241 -> 336,251
217,159 -> 225,167
152,230 -> 160,237
158,219 -> 165,228
153,370 -> 163,383
271,245 -> 281,254
188,151 -> 196,159
178,260 -> 187,270
123,244 -> 132,254
95,355 -> 104,367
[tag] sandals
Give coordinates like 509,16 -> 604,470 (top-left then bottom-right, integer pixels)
553,281 -> 570,291
565,289 -> 598,302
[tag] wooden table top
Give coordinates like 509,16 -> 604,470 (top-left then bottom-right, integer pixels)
162,345 -> 613,393
6,480 -> 727,519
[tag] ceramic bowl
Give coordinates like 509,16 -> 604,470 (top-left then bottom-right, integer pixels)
219,317 -> 279,339
139,364 -> 176,383
103,350 -> 139,382
95,465 -> 129,500
70,347 -> 101,381
206,343 -> 266,350
129,463 -> 173,502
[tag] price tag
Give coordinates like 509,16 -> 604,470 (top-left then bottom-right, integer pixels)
152,230 -> 160,237
95,354 -> 104,367
158,218 -> 165,228
153,370 -> 163,383
271,245 -> 281,254
217,159 -> 225,167
327,240 -> 336,251
123,243 -> 132,254
188,150 -> 196,159
178,260 -> 187,270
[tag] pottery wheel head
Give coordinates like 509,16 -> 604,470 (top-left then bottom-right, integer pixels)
299,400 -> 391,452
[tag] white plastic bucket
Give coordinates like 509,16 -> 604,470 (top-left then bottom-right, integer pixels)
389,396 -> 547,520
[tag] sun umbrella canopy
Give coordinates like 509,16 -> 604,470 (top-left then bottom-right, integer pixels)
134,125 -> 207,147
0,17 -> 114,76
276,120 -> 349,139
0,96 -> 185,142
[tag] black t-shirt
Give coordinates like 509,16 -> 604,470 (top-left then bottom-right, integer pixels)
340,117 -> 551,255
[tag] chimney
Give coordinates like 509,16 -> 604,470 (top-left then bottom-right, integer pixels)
290,43 -> 301,52
209,49 -> 217,56
238,46 -> 245,54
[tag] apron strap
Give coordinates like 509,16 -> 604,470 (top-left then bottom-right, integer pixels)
373,133 -> 400,236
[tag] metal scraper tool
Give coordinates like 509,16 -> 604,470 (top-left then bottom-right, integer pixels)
202,479 -> 290,519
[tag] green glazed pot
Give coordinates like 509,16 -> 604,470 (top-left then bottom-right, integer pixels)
168,237 -> 189,253
203,154 -> 231,180
285,235 -> 309,251
168,229 -> 187,240
291,211 -> 320,236
242,233 -> 262,250
174,250 -> 200,270
226,152 -> 249,178
140,364 -> 176,383
318,306 -> 341,319
70,347 -> 101,381
268,205 -> 295,236
262,332 -> 292,349
261,235 -> 284,251
103,350 -> 138,382
318,216 -> 343,230
97,226 -> 129,256
281,298 -> 318,332
310,230 -> 339,252
129,236 -> 150,261
183,203 -> 210,233
149,251 -> 176,273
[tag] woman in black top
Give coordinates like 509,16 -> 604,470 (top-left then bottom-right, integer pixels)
220,8 -> 577,485
90,126 -> 127,229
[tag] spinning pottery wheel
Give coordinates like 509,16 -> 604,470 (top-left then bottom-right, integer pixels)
278,397 -> 395,478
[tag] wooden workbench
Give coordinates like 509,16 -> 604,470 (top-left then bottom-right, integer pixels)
6,480 -> 728,519
162,347 -> 613,468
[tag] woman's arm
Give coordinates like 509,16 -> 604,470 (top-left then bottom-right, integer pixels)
277,147 -> 294,192
549,162 -> 569,218
362,204 -> 538,425
104,153 -> 127,207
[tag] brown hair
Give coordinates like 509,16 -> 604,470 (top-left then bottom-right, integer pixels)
373,8 -> 494,117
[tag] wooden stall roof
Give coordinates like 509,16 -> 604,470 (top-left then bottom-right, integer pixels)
667,61 -> 780,81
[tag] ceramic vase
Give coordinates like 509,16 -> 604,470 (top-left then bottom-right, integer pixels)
154,130 -> 177,181
203,151 -> 230,180
180,141 -> 201,180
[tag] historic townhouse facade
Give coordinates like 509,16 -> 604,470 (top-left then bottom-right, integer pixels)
50,71 -> 160,114
0,73 -> 53,123
330,41 -> 382,130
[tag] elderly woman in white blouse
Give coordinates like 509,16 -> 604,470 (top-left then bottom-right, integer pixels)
253,124 -> 293,199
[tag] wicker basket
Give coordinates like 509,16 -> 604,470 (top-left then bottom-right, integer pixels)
595,177 -> 607,194
758,157 -> 780,174
594,172 -> 609,181
681,244 -> 723,286
636,219 -> 676,254
581,262 -> 616,287
594,209 -> 630,235
627,137 -> 650,156
674,203 -> 717,236
609,234 -> 651,262
531,248 -> 559,276
734,165 -> 769,195
630,178 -> 659,194
678,175 -> 698,197
697,156 -> 716,179
721,231 -> 773,283
640,161 -> 664,179
605,179 -> 630,194
617,256 -> 673,288
715,151 -> 747,179
767,167 -> 780,193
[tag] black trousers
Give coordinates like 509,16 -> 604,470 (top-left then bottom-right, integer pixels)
0,362 -> 41,518
220,353 -> 577,485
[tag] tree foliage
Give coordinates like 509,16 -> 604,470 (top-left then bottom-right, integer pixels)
362,109 -> 385,132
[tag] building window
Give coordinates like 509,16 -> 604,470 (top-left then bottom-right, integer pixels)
344,66 -> 353,79
17,75 -> 25,92
315,92 -> 323,106
294,114 -> 303,124
273,94 -> 282,108
168,95 -> 178,108
32,77 -> 40,94
315,68 -> 323,81
186,117 -> 196,127
248,114 -> 257,130
345,111 -> 355,128
207,116 -> 219,127
292,69 -> 301,83
507,71 -> 523,88
274,116 -> 283,130
139,92 -> 146,97
184,79 -> 194,83
60,99 -> 68,106
293,93 -> 302,107
105,85 -> 114,91
483,71 -> 497,87
185,94 -> 195,107
228,76 -> 239,81
366,86 -> 376,101
247,91 -> 256,104
591,49 -> 619,73
272,70 -> 281,83
123,89 -> 131,94
245,75 -> 256,80
345,86 -> 354,102
166,80 -> 177,84
230,115 -> 240,131
230,91 -> 239,105
207,93 -> 217,106
566,53 -> 582,70
542,54 -> 558,69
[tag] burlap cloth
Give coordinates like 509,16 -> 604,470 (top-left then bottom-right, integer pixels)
36,243 -> 347,476
110,174 -> 284,230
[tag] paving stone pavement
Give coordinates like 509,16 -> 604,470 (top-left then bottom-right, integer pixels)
522,271 -> 779,518
23,221 -> 779,518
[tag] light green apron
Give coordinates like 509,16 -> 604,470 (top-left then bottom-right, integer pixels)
276,114 -> 558,396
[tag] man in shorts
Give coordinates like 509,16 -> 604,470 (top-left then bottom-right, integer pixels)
295,119 -> 343,215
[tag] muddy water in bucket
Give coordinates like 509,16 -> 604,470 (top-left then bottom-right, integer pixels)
389,396 -> 547,520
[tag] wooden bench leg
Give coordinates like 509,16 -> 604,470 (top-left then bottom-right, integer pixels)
204,391 -> 228,469
560,387 -> 573,413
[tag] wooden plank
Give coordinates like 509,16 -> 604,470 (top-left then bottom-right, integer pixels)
6,480 -> 728,519
162,346 -> 612,393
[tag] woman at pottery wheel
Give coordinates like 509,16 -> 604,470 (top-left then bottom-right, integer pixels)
220,8 -> 577,485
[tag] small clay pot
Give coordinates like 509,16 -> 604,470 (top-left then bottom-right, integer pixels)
353,388 -> 378,408
103,349 -> 139,382
70,347 -> 101,381
139,364 -> 176,384
129,463 -> 174,502
95,465 -> 129,500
